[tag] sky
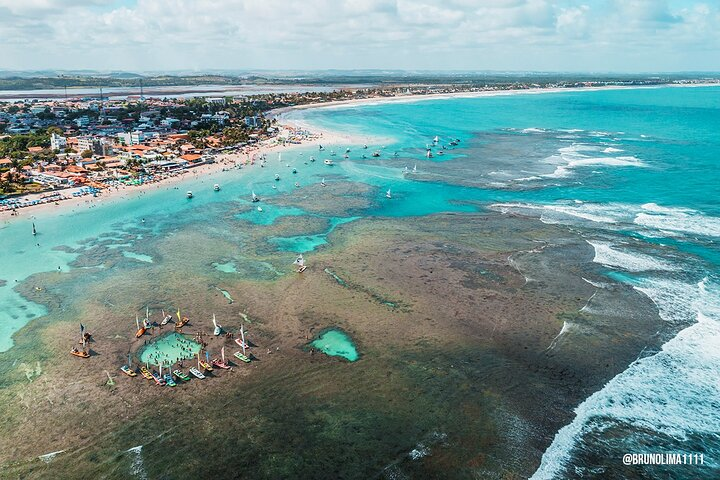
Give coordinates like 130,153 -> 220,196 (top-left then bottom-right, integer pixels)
0,0 -> 718,73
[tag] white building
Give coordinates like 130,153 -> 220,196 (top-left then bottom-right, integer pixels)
50,133 -> 67,152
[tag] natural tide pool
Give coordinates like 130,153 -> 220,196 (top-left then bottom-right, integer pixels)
310,328 -> 359,361
139,332 -> 202,367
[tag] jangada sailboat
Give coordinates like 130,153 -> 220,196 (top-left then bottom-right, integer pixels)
386,188 -> 392,199
251,191 -> 261,203
71,336 -> 90,358
160,309 -> 172,326
135,315 -> 146,338
234,325 -> 251,363
212,314 -> 222,336
198,351 -> 213,371
293,254 -> 307,273
175,308 -> 189,330
212,347 -> 231,369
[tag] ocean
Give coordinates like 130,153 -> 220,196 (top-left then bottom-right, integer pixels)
1,85 -> 718,478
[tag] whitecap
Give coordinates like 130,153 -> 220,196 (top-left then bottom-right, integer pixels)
587,241 -> 679,272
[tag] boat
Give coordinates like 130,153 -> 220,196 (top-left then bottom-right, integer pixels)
292,168 -> 297,174
234,326 -> 251,362
212,314 -> 222,336
189,367 -> 205,379
321,178 -> 326,187
175,308 -> 189,330
78,323 -> 91,344
120,365 -> 137,377
310,156 -> 316,162
293,254 -> 307,273
151,371 -> 166,386
251,191 -> 260,203
70,345 -> 90,358
372,151 -> 380,157
233,351 -> 251,363
212,348 -> 231,369
32,222 -> 36,236
272,185 -> 276,189
163,373 -> 176,387
426,149 -> 433,158
135,315 -> 146,338
160,309 -> 172,326
403,166 -> 409,175
214,184 -> 220,191
386,188 -> 392,199
139,366 -> 154,380
330,151 -> 336,156
275,174 -> 280,181
186,191 -> 193,199
433,135 -> 439,144
343,154 -> 349,159
198,352 -> 213,371
363,144 -> 368,149
257,206 -> 263,212
294,182 -> 300,188
173,370 -> 191,382
324,159 -> 333,165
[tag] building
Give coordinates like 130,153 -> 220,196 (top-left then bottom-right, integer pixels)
77,136 -> 104,156
50,133 -> 67,152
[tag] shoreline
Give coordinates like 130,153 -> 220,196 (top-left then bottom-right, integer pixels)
269,82 -> 720,116
4,82 -> 717,221
0,126 -> 362,221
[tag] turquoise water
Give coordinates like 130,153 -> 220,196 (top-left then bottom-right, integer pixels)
310,328 -> 359,361
269,216 -> 359,252
1,86 -> 720,476
138,332 -> 201,367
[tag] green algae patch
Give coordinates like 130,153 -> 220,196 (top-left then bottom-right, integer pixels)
310,328 -> 359,362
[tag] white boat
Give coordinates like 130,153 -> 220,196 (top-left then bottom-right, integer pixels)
324,159 -> 333,165
413,164 -> 417,173
343,154 -> 349,159
330,151 -> 336,156
212,314 -> 222,336
293,254 -> 307,273
213,184 -> 220,191
345,148 -> 351,153
272,185 -> 277,189
189,367 -> 205,379
257,206 -> 263,212
32,223 -> 36,236
433,135 -> 439,144
186,191 -> 193,199
426,149 -> 433,158
295,182 -> 300,188
275,174 -> 280,181
235,324 -> 250,350
251,191 -> 260,203
160,309 -> 172,326
321,178 -> 326,186
386,188 -> 392,199
403,166 -> 409,175
310,156 -> 316,162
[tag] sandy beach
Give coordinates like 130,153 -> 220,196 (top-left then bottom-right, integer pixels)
0,124 -> 362,222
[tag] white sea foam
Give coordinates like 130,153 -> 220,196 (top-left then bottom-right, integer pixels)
532,277 -> 720,479
541,143 -> 644,179
127,445 -> 148,480
522,127 -> 546,133
492,201 -> 720,240
587,241 -> 679,272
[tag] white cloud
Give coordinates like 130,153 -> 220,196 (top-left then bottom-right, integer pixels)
0,0 -> 718,71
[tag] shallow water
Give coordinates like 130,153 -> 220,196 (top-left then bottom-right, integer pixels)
138,332 -> 201,367
310,328 -> 359,361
